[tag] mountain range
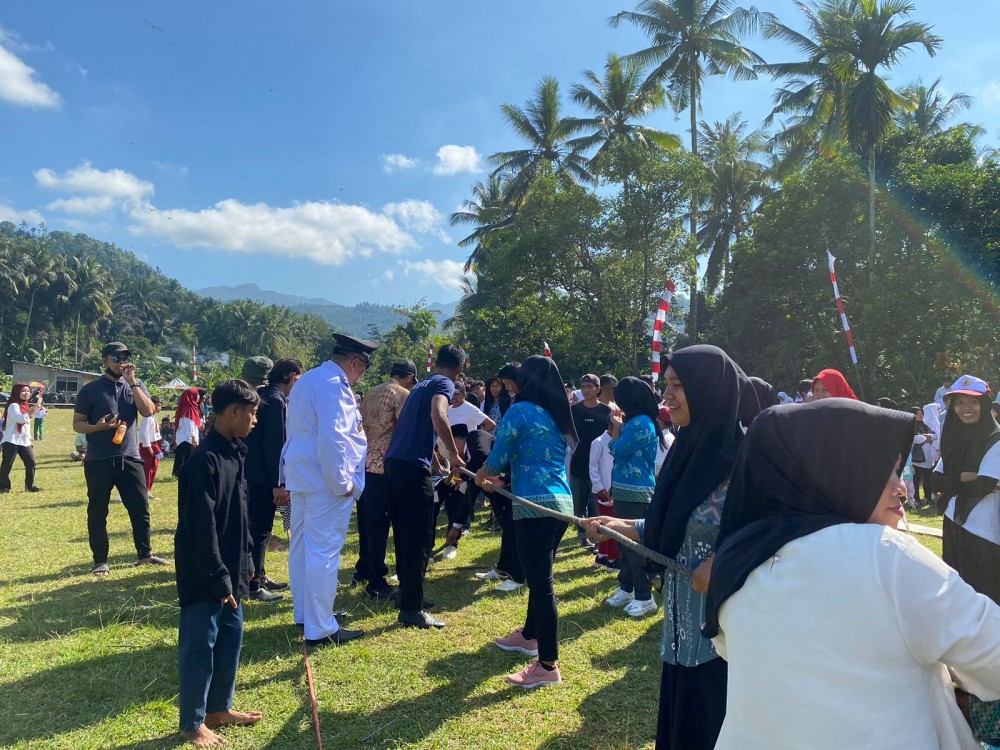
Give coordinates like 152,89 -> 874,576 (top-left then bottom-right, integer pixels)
195,283 -> 460,338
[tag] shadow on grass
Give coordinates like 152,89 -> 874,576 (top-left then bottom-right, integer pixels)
0,564 -> 177,641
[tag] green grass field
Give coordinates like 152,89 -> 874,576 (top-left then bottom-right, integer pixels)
0,410 -> 946,749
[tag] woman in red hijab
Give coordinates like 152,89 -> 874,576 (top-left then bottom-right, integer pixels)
171,388 -> 202,478
0,383 -> 41,492
812,369 -> 859,401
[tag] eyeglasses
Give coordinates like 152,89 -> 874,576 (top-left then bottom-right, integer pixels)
353,356 -> 372,371
111,355 -> 132,364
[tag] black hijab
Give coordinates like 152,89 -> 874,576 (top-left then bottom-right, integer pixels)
515,355 -> 579,451
644,345 -> 751,558
940,392 -> 1000,522
484,376 -> 511,416
615,376 -> 666,449
910,406 -> 931,435
704,400 -> 914,637
740,377 -> 774,427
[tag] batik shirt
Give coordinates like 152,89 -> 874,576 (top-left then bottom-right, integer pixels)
609,414 -> 658,499
359,380 -> 409,474
484,401 -> 572,520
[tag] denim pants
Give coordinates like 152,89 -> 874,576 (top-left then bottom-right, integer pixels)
178,600 -> 244,732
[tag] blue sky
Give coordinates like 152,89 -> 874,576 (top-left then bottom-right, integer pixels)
1,1 -> 997,306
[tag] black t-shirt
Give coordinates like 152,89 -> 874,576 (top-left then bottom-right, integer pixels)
569,401 -> 612,478
75,376 -> 147,461
385,374 -> 455,469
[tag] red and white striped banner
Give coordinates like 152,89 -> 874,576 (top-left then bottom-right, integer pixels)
426,341 -> 435,373
192,344 -> 198,382
651,280 -> 676,383
543,341 -> 552,358
827,252 -> 858,365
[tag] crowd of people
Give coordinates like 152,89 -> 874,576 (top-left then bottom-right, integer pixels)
18,334 -> 1000,748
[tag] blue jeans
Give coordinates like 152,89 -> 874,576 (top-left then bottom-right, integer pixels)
178,600 -> 244,732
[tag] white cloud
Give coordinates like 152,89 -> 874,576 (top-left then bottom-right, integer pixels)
152,160 -> 189,176
382,153 -> 418,173
433,145 -> 482,176
0,37 -> 61,109
383,199 -> 445,233
982,82 -> 1000,107
36,162 -> 154,212
129,199 -> 417,265
402,259 -> 468,292
0,203 -> 44,226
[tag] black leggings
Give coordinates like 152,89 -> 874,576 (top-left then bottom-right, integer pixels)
493,495 -> 525,583
0,442 -> 36,490
514,516 -> 568,663
913,466 -> 934,504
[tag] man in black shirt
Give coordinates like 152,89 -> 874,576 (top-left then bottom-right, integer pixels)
73,342 -> 166,576
569,374 -> 612,546
244,358 -> 302,602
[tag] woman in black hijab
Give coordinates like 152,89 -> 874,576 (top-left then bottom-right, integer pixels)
936,376 -> 1000,604
583,345 -> 754,750
701,399 -> 1000,749
477,356 -> 579,689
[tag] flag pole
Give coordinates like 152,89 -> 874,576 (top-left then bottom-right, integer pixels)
826,253 -> 866,402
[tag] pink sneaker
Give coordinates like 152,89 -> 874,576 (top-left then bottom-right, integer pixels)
507,661 -> 561,689
494,628 -> 539,656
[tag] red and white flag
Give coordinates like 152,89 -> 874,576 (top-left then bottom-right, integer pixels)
651,280 -> 676,383
426,341 -> 435,373
827,252 -> 858,365
543,342 -> 552,358
192,345 -> 198,382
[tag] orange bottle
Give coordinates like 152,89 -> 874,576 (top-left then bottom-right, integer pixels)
112,422 -> 127,445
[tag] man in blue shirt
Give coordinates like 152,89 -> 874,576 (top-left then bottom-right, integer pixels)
385,343 -> 466,629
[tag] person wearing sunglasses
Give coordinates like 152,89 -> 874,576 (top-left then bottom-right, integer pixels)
281,332 -> 378,647
73,341 -> 167,577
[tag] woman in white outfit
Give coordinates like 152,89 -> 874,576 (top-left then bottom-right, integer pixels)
705,400 -> 1000,750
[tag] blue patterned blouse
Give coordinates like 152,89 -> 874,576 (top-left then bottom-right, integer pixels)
609,414 -> 658,492
636,480 -> 728,667
484,401 -> 572,520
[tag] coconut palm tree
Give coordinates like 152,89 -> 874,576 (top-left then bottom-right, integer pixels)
569,53 -> 680,168
611,0 -> 771,340
697,114 -> 772,291
826,0 -> 941,285
489,77 -> 592,203
896,77 -> 974,140
21,242 -> 60,353
450,176 -> 516,272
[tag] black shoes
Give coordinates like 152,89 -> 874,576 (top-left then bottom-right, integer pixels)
258,574 -> 288,592
398,610 -> 445,629
364,584 -> 396,602
305,627 -> 364,646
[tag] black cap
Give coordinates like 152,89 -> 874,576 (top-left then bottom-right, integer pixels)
453,380 -> 467,393
332,333 -> 379,356
101,342 -> 131,358
390,359 -> 418,378
451,423 -> 469,439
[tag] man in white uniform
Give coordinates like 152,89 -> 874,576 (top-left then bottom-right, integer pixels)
281,333 -> 377,647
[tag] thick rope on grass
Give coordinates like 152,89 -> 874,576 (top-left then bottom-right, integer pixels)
301,640 -> 324,750
458,468 -> 693,577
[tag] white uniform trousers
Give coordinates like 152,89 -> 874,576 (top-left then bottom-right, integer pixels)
288,490 -> 355,640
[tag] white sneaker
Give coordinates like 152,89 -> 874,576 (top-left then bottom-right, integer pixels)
624,597 -> 657,618
495,579 -> 526,592
605,588 -> 634,608
475,568 -> 508,581
441,545 -> 458,560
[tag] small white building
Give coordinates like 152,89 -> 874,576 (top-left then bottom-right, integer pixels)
11,361 -> 102,396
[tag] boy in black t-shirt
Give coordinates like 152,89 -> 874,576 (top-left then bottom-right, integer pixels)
570,374 -> 612,546
175,380 -> 262,747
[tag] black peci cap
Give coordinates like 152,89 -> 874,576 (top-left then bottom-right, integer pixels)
390,359 -> 418,378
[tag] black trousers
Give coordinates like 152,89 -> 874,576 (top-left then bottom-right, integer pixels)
656,659 -> 728,750
354,471 -> 392,588
247,482 -> 277,585
0,442 -> 36,490
84,457 -> 153,564
913,466 -> 934,504
385,458 -> 435,612
515,516 -> 568,663
492,495 -> 525,583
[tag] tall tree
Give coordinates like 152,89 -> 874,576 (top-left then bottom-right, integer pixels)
611,0 -> 771,340
569,53 -> 680,168
450,176 -> 515,272
697,114 -> 772,291
68,255 -> 113,363
896,77 -> 974,140
826,0 -> 942,285
20,241 -> 60,354
489,77 -> 592,204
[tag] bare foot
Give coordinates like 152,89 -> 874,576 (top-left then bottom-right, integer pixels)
204,709 -> 263,729
182,725 -> 227,747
